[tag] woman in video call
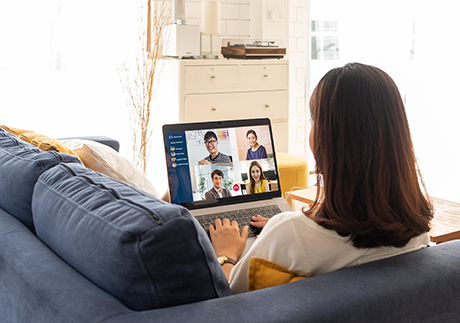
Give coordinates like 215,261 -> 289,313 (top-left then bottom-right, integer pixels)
246,161 -> 270,194
209,63 -> 433,294
245,130 -> 267,160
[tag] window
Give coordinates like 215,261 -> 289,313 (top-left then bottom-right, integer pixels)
311,20 -> 339,60
308,0 -> 460,203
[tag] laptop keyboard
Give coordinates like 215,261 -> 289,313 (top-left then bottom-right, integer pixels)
197,205 -> 282,238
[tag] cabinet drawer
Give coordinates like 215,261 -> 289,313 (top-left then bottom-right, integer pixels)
185,65 -> 238,93
239,64 -> 288,91
184,91 -> 289,122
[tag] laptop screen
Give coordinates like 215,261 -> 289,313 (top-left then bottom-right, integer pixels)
163,118 -> 283,210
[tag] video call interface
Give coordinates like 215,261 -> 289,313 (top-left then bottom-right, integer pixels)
165,124 -> 280,205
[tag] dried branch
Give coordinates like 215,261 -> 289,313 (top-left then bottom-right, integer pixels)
118,0 -> 172,175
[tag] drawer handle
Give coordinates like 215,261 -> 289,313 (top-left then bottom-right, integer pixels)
211,75 -> 216,79
265,104 -> 270,108
212,107 -> 217,111
264,74 -> 269,78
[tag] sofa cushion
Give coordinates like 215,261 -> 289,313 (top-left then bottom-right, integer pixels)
61,138 -> 159,198
0,128 -> 80,232
32,162 -> 230,311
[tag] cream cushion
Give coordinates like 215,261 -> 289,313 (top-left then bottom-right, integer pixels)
62,139 -> 159,198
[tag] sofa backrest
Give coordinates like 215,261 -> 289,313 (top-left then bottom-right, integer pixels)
108,240 -> 460,323
0,128 -> 80,232
32,162 -> 230,311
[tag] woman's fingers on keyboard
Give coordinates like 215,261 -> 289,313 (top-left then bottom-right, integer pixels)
214,218 -> 223,228
214,218 -> 239,229
250,215 -> 270,228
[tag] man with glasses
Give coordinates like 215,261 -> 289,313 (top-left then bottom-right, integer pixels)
198,131 -> 232,165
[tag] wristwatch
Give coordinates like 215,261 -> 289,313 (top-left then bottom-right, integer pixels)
217,255 -> 237,266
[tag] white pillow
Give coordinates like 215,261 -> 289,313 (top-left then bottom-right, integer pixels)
62,139 -> 160,198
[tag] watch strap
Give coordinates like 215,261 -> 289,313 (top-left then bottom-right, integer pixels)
218,255 -> 237,266
224,256 -> 237,266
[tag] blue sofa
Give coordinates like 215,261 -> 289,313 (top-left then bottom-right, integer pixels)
1,129 -> 460,323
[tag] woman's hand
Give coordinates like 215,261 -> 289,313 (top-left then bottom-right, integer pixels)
209,218 -> 248,261
250,215 -> 270,229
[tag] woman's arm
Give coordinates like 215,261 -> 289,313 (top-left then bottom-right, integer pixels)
209,219 -> 249,281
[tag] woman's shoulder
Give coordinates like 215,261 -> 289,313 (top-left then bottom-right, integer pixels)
265,210 -> 314,230
265,210 -> 347,239
256,145 -> 266,153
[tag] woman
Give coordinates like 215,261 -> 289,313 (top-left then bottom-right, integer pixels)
247,161 -> 270,194
209,63 -> 433,294
245,130 -> 267,160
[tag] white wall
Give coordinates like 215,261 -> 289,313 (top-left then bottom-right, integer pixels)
184,0 -> 252,55
288,0 -> 308,159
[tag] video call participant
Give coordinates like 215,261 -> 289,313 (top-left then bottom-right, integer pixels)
246,130 -> 267,160
205,169 -> 232,200
198,131 -> 232,165
247,161 -> 270,194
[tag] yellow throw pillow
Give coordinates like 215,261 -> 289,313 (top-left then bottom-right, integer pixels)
0,125 -> 79,158
0,125 -> 28,137
248,257 -> 311,292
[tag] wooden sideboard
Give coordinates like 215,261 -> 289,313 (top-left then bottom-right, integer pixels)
161,58 -> 289,153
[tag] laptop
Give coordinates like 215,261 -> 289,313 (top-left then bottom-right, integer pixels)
162,118 -> 292,241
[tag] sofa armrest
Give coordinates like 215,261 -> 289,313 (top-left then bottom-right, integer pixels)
58,136 -> 120,152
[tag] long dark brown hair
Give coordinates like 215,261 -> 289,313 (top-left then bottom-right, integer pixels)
307,63 -> 433,248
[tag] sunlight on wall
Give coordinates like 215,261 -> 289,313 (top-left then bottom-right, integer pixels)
309,0 -> 460,202
0,0 -> 171,193
406,4 -> 460,203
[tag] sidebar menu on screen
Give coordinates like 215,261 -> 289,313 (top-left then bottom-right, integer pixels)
165,131 -> 193,204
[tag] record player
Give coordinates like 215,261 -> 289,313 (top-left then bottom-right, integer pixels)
221,39 -> 286,59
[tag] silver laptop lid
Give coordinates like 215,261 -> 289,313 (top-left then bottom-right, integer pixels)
162,118 -> 283,210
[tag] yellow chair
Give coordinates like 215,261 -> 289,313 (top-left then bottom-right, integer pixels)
276,152 -> 309,200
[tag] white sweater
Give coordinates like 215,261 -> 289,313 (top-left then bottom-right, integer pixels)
229,210 -> 430,294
